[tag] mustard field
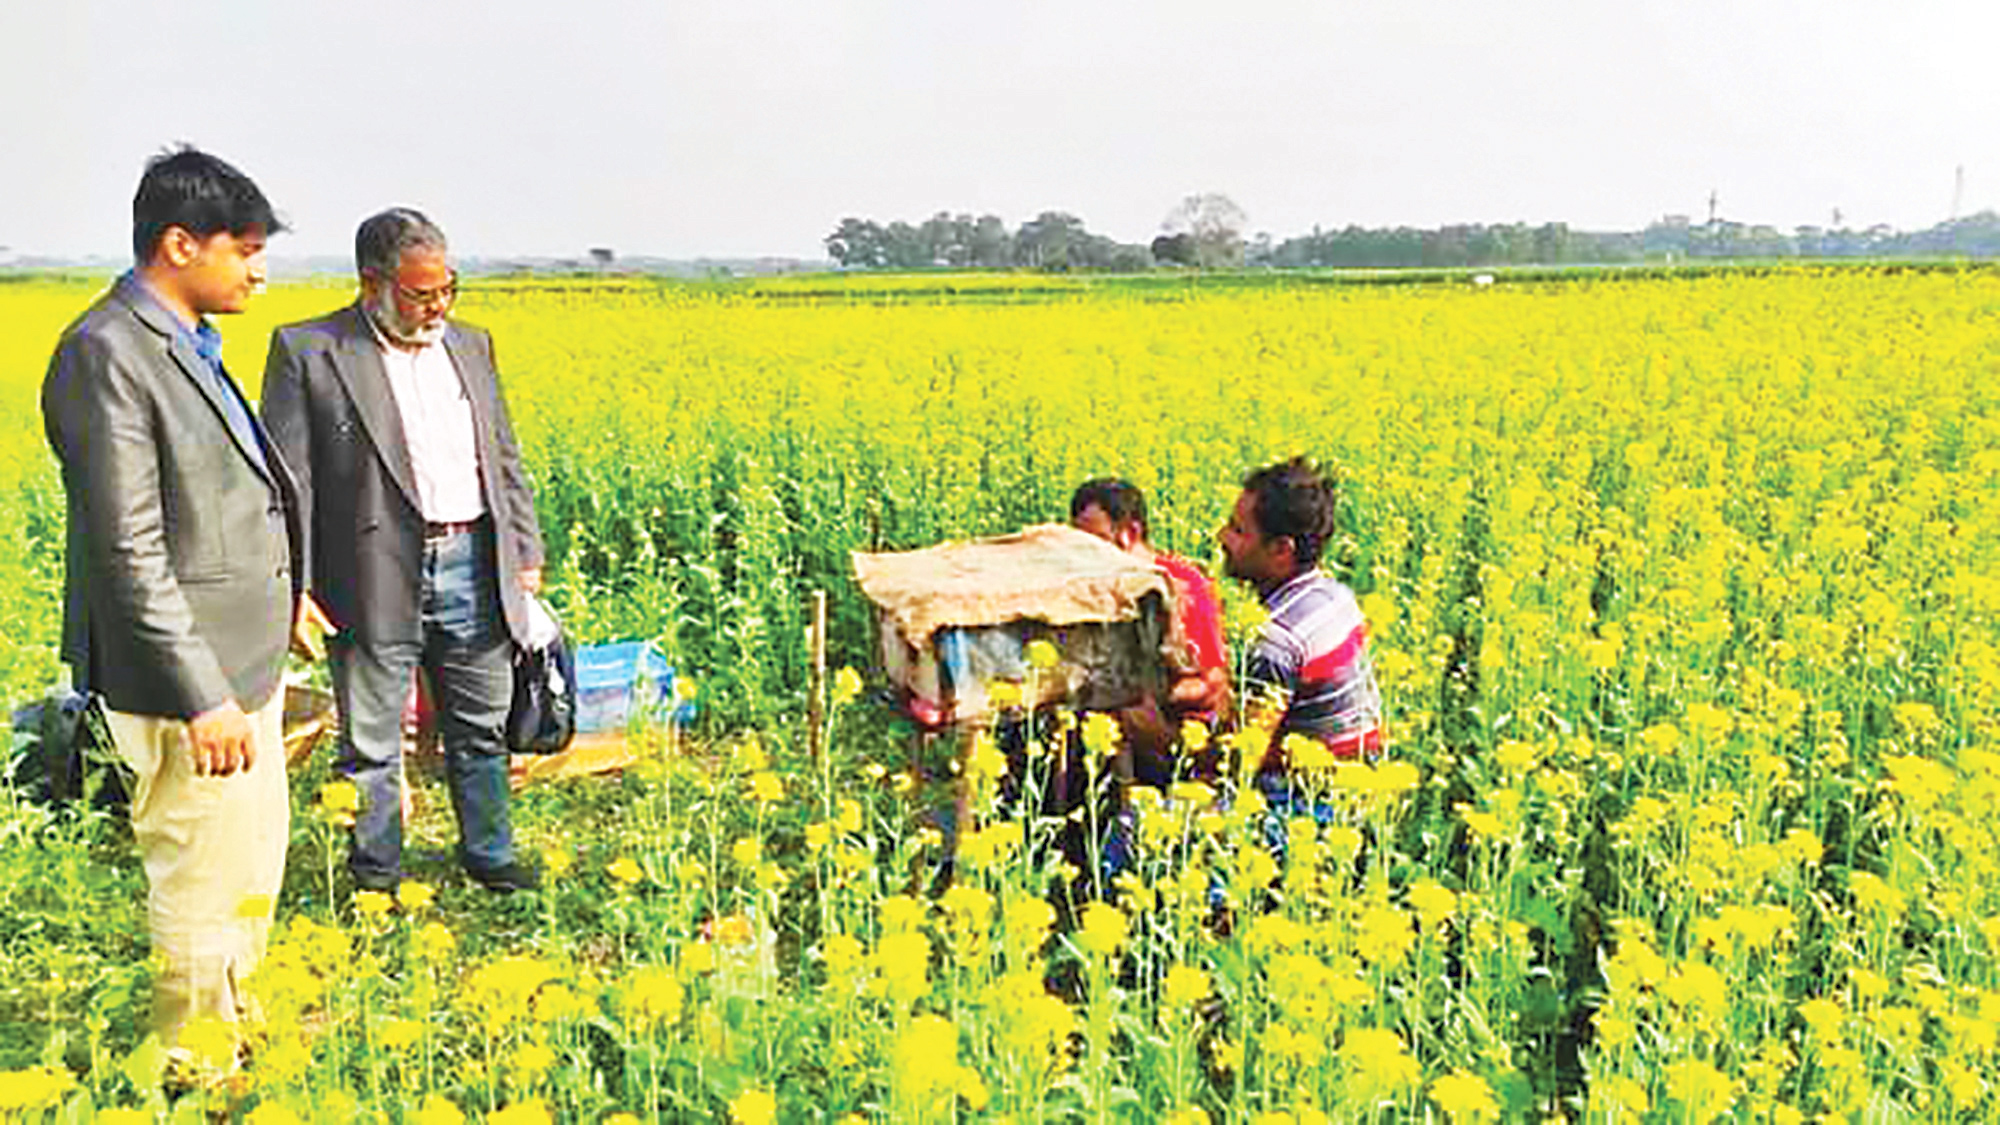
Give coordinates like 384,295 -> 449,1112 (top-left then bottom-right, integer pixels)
1,267 -> 1997,1122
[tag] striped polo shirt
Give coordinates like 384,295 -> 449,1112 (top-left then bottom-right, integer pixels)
1245,569 -> 1383,764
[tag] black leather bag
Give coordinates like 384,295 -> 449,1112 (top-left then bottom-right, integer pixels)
507,599 -> 577,755
8,689 -> 127,811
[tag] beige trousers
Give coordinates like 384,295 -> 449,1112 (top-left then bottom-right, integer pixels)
104,689 -> 290,1047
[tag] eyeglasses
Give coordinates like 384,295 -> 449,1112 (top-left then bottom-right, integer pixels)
392,272 -> 458,307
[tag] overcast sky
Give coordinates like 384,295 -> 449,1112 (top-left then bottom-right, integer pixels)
2,0 -> 1993,260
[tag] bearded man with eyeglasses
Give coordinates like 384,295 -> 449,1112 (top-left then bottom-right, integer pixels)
261,207 -> 546,895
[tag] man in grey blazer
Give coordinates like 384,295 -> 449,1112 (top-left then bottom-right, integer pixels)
261,208 -> 545,894
42,148 -> 309,1049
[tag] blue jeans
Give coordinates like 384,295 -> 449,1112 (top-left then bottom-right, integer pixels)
329,524 -> 516,881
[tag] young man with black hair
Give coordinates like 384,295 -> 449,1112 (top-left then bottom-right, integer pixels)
1070,478 -> 1229,774
43,147 -> 323,1050
1065,477 -> 1233,885
1219,457 -> 1383,779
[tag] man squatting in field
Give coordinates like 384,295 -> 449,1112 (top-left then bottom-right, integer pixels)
1069,477 -> 1230,785
42,148 -> 327,1057
260,208 -> 547,895
1218,457 -> 1385,808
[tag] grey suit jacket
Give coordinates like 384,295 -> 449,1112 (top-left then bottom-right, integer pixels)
259,304 -> 545,651
42,274 -> 303,719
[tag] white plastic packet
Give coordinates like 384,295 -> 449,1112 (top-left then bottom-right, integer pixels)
524,596 -> 561,651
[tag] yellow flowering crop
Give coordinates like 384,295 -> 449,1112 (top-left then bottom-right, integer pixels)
3,265 -> 1998,1122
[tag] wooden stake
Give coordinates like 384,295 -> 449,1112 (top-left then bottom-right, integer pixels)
808,589 -> 828,766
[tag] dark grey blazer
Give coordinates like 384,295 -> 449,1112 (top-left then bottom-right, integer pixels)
42,274 -> 303,719
258,304 -> 545,651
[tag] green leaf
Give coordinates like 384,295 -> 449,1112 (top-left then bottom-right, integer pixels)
1516,894 -> 1573,954
122,1033 -> 168,1098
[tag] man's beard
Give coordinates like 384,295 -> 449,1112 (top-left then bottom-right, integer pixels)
365,292 -> 447,348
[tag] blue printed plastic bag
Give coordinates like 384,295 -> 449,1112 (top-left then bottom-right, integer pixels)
572,642 -> 694,732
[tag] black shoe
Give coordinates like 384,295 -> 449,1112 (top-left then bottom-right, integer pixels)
352,869 -> 402,893
468,860 -> 541,894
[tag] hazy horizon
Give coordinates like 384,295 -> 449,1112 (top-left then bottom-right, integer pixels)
4,0 -> 1993,261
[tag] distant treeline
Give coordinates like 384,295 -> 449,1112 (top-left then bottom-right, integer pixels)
826,213 -> 1153,272
826,210 -> 2000,271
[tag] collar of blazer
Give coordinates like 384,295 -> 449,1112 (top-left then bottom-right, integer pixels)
115,273 -> 278,486
330,302 -> 494,518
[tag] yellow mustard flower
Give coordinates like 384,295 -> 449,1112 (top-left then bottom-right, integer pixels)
1163,964 -> 1210,1012
353,889 -> 394,917
416,920 -> 457,963
1338,1027 -> 1419,1098
246,1103 -> 306,1125
681,940 -> 717,975
832,666 -> 863,705
836,797 -> 865,834
1429,1069 -> 1501,1124
607,856 -> 643,886
0,1066 -> 77,1112
397,881 -> 437,913
1082,712 -> 1121,759
377,1017 -> 425,1053
489,1100 -> 553,1125
1665,1058 -> 1733,1124
1076,901 -> 1128,957
316,780 -> 360,826
623,966 -> 684,1028
729,1087 -> 777,1125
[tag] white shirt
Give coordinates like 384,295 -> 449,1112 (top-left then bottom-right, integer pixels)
370,320 -> 486,523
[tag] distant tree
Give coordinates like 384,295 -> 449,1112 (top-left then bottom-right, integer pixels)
1246,231 -> 1275,266
825,218 -> 889,268
1016,211 -> 1087,270
1151,232 -> 1197,267
1531,223 -> 1571,264
882,221 -> 930,269
1424,225 -> 1472,268
1268,221 -> 1628,268
918,212 -> 976,267
839,204 -> 2000,273
968,215 -> 1014,267
1642,215 -> 1693,260
1162,192 -> 1249,268
1102,241 -> 1154,272
1062,232 -> 1146,271
1910,210 -> 2000,255
826,210 -> 1147,272
588,247 -> 615,268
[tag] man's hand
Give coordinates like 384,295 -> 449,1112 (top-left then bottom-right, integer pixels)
292,592 -> 336,660
188,700 -> 254,777
1169,667 -> 1230,715
519,567 -> 543,595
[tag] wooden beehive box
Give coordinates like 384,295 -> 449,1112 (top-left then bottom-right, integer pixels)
854,524 -> 1171,727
